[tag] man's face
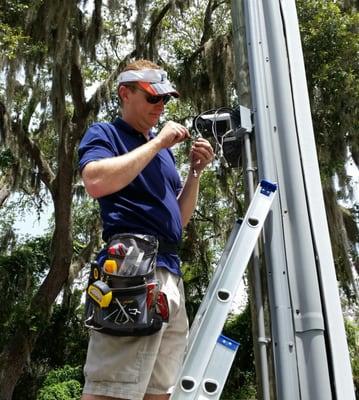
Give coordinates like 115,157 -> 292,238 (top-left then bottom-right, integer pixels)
120,85 -> 166,134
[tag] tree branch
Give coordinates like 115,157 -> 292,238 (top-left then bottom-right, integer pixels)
144,1 -> 172,44
200,0 -> 215,46
0,186 -> 11,207
70,38 -> 88,122
79,1 -> 174,140
185,0 -> 225,65
70,219 -> 102,281
1,100 -> 56,193
80,50 -> 136,141
0,101 -> 10,143
22,87 -> 41,132
14,121 -> 56,193
193,209 -> 217,225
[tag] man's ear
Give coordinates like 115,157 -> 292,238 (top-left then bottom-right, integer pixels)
118,85 -> 127,102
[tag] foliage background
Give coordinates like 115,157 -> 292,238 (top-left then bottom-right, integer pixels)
0,0 -> 358,399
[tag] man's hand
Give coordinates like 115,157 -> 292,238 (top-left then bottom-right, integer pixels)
155,121 -> 190,148
190,137 -> 214,175
177,137 -> 214,226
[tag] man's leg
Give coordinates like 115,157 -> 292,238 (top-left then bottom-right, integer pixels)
82,270 -> 186,400
82,395 -> 127,400
82,327 -> 165,399
145,270 -> 188,400
81,393 -> 168,400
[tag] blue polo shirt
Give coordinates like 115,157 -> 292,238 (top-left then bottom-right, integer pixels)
78,117 -> 183,275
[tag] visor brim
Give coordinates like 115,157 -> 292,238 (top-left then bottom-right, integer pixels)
137,81 -> 179,98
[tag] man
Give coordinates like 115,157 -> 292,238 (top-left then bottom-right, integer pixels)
78,59 -> 214,400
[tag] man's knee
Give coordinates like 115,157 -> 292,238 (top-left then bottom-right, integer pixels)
81,394 -> 168,400
81,394 -> 128,400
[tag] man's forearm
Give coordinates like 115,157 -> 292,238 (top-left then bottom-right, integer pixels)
82,121 -> 191,199
177,171 -> 201,227
82,138 -> 163,198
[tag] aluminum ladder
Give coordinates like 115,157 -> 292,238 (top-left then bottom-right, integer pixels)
170,179 -> 277,399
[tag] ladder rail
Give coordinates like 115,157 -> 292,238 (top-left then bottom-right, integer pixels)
170,180 -> 277,399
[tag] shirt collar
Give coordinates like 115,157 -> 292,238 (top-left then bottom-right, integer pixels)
113,117 -> 154,141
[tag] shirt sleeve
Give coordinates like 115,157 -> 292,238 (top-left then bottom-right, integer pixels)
78,123 -> 117,172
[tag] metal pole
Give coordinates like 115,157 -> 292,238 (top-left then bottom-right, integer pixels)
259,1 -> 332,398
231,2 -> 271,399
243,1 -> 301,398
279,2 -> 355,398
243,132 -> 271,400
234,0 -> 355,398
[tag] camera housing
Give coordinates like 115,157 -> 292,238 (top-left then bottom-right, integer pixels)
193,106 -> 252,168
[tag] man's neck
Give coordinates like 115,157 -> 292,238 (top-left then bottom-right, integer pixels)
122,115 -> 150,140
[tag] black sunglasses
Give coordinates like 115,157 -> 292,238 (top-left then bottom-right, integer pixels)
136,87 -> 172,105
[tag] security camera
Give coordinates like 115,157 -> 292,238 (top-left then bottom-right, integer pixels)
193,106 -> 252,167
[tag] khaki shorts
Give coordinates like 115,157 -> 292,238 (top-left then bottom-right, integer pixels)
83,268 -> 189,399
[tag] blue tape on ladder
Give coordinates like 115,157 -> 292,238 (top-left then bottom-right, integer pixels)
260,179 -> 277,196
217,334 -> 240,351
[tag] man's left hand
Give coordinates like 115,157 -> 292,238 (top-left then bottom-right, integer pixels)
190,138 -> 214,176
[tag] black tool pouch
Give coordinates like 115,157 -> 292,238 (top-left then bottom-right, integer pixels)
84,233 -> 169,336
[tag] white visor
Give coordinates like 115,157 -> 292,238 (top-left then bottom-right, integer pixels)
118,69 -> 179,97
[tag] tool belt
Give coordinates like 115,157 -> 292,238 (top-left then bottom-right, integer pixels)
84,233 -> 169,336
158,237 -> 181,254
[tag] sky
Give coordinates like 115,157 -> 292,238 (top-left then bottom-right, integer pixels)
13,206 -> 52,236
11,192 -> 53,237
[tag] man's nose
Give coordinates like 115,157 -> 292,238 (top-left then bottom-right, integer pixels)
156,101 -> 165,110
